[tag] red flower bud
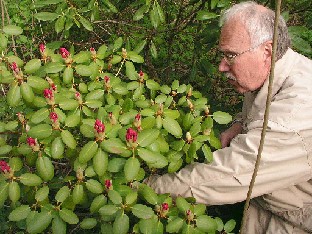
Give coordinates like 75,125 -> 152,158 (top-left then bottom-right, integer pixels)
43,88 -> 53,99
59,47 -> 70,59
39,44 -> 46,53
90,47 -> 95,52
10,62 -> 19,73
135,113 -> 141,121
104,76 -> 110,83
50,112 -> 58,123
27,137 -> 36,146
105,179 -> 112,189
138,70 -> 144,77
162,203 -> 169,211
0,160 -> 10,173
94,119 -> 105,133
75,92 -> 81,99
126,128 -> 138,142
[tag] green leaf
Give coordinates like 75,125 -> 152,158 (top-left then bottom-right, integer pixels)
176,196 -> 190,213
20,173 -> 43,186
9,205 -> 31,221
137,129 -> 160,147
133,5 -> 148,21
34,12 -> 59,21
99,204 -> 118,216
3,25 -> 23,35
27,76 -> 49,91
79,15 -> 93,31
156,2 -> 165,23
59,208 -> 79,224
72,184 -> 84,204
125,191 -> 138,205
28,124 -> 52,139
202,144 -> 213,162
79,141 -> 98,163
75,64 -> 92,76
125,61 -> 137,80
212,111 -> 232,124
146,79 -> 161,90
85,179 -> 103,194
196,11 -> 218,21
55,16 -> 65,33
162,117 -> 183,138
7,82 -> 21,107
127,51 -> 144,63
35,186 -> 49,202
93,149 -> 108,176
8,181 -> 20,203
26,210 -> 53,234
124,157 -> 140,181
73,51 -> 91,64
196,215 -> 218,233
103,0 -> 118,13
137,148 -> 168,168
139,184 -> 158,205
150,4 -> 160,29
150,40 -> 157,58
36,156 -> 54,181
166,217 -> 184,233
113,37 -> 123,50
132,204 -> 154,219
55,186 -> 70,203
21,82 -> 35,103
52,215 -> 67,234
0,182 -> 9,208
44,62 -> 65,73
61,130 -> 77,149
107,158 -> 126,172
113,213 -> 129,234
30,108 -> 49,124
24,59 -> 42,74
90,194 -> 107,213
108,190 -> 122,205
0,145 -> 12,155
5,120 -> 18,131
168,158 -> 183,173
209,135 -> 221,149
133,39 -> 147,54
80,218 -> 97,229
65,114 -> 80,127
101,138 -> 131,157
224,219 -> 236,233
58,99 -> 79,110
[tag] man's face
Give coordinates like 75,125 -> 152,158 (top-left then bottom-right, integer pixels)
218,19 -> 271,93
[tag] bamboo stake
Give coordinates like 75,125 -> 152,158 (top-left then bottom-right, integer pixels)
239,0 -> 282,233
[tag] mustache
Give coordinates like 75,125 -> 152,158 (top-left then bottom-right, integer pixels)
225,73 -> 237,81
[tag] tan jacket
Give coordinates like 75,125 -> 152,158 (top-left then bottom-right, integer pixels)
147,49 -> 312,233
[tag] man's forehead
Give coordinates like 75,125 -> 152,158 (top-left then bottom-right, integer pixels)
219,20 -> 250,50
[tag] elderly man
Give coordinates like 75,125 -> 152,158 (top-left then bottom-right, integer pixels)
146,1 -> 312,233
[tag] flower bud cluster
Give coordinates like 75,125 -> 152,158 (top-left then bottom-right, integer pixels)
94,119 -> 105,141
133,113 -> 142,131
43,88 -> 55,105
59,47 -> 73,65
0,160 -> 10,173
105,179 -> 113,190
10,62 -> 23,81
126,128 -> 138,148
50,112 -> 60,129
27,137 -> 40,152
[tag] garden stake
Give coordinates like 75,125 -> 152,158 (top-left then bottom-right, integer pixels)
239,0 -> 282,233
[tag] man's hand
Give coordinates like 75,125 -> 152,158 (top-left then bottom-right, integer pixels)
220,122 -> 243,148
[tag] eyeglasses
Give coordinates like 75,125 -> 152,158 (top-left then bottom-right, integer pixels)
219,43 -> 263,66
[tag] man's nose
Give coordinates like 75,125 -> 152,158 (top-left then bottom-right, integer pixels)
219,58 -> 230,72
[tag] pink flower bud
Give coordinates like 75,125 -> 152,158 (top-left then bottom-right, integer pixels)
43,88 -> 53,99
162,203 -> 169,211
39,44 -> 46,53
27,137 -> 36,146
75,92 -> 81,99
104,76 -> 110,83
135,113 -> 141,121
94,119 -> 105,133
0,160 -> 10,173
59,47 -> 70,59
126,128 -> 138,142
90,47 -> 95,52
10,62 -> 19,73
105,179 -> 112,189
51,84 -> 57,91
50,112 -> 58,123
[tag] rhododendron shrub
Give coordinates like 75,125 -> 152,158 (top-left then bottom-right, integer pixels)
0,33 -> 235,233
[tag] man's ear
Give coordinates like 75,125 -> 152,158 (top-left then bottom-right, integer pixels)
263,40 -> 273,64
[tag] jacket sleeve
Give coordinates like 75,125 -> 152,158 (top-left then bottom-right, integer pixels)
146,121 -> 312,205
